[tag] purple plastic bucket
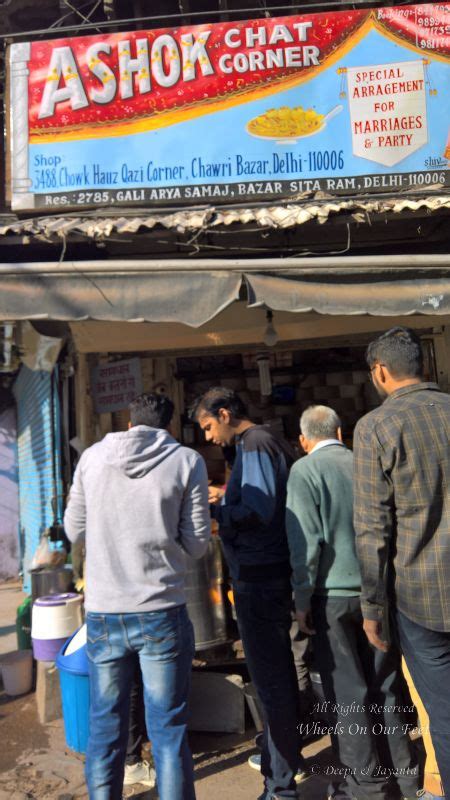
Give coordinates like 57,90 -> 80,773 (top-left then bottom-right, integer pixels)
32,636 -> 68,661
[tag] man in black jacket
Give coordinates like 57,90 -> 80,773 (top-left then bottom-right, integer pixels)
192,387 -> 304,800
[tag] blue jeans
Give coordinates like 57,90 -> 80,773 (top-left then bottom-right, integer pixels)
85,605 -> 195,800
233,577 -> 299,799
396,610 -> 450,797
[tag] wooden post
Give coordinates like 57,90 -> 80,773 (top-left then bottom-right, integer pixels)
433,326 -> 450,393
75,352 -> 95,448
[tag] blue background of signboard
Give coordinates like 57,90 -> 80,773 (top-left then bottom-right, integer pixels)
29,28 -> 449,193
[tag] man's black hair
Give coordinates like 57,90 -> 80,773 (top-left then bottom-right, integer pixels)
129,393 -> 174,429
190,387 -> 249,421
366,327 -> 424,379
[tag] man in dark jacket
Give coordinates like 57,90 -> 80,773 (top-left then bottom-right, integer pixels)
192,387 -> 303,800
353,327 -> 450,797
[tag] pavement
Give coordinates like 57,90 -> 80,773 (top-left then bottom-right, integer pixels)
0,579 -> 335,800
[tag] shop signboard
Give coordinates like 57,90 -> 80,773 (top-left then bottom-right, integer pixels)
7,3 -> 449,211
91,357 -> 142,413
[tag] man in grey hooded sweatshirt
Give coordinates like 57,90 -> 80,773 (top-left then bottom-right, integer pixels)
64,393 -> 210,800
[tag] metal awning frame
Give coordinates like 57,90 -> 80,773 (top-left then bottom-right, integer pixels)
0,253 -> 449,275
0,254 -> 449,324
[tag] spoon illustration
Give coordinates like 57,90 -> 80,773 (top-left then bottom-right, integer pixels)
322,103 -> 344,126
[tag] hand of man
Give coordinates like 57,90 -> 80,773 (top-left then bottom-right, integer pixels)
296,609 -> 316,636
208,486 -> 225,505
363,618 -> 389,652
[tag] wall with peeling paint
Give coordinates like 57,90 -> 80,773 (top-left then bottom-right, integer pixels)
0,407 -> 20,580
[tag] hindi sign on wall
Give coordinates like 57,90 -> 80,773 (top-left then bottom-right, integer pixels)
91,358 -> 142,414
7,4 -> 449,210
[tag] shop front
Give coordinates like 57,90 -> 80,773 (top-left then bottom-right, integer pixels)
2,0 -> 449,663
1,252 -> 450,653
44,254 -> 447,655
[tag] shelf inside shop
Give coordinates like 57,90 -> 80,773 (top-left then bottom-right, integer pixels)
177,365 -> 310,380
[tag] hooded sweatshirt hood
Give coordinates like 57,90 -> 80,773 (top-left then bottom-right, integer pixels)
64,425 -> 210,614
101,425 -> 181,478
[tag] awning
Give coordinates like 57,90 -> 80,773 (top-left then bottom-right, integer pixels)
246,272 -> 450,316
0,255 -> 449,323
0,269 -> 242,327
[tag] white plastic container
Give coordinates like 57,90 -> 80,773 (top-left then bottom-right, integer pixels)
32,593 -> 83,661
0,650 -> 33,696
32,593 -> 83,640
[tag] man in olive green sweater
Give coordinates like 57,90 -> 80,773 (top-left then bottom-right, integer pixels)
286,405 -> 418,800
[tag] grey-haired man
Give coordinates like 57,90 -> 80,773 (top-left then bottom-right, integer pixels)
286,405 -> 418,800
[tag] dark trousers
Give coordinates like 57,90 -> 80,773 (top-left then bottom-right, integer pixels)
291,622 -> 315,729
396,609 -> 450,797
233,576 -> 299,799
312,596 -> 419,800
126,657 -> 147,766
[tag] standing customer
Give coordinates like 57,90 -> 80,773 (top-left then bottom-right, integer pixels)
64,393 -> 210,800
286,405 -> 418,800
192,387 -> 303,800
353,326 -> 450,797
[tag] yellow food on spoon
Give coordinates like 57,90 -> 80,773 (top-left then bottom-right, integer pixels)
248,106 -> 324,137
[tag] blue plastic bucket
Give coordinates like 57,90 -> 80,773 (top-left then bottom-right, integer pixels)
56,627 -> 90,754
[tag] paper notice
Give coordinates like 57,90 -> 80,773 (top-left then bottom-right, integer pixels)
346,60 -> 428,167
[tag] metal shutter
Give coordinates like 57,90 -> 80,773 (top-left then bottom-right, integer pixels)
12,366 -> 63,592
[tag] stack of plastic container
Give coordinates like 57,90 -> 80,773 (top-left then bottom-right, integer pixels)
31,593 -> 83,661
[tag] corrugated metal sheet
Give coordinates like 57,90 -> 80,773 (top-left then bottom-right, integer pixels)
12,366 -> 63,592
0,195 -> 448,238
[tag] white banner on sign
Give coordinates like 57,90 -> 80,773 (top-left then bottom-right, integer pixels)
346,60 -> 428,167
91,357 -> 142,414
